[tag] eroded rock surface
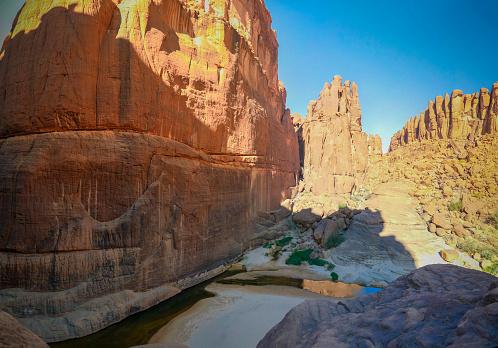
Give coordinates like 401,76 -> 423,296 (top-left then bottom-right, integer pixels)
258,264 -> 498,348
0,0 -> 299,341
299,76 -> 381,194
390,83 -> 498,151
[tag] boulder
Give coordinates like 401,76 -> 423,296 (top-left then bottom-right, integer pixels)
293,210 -> 321,228
432,212 -> 453,230
258,265 -> 498,348
321,220 -> 340,248
429,223 -> 437,233
453,224 -> 469,238
440,249 -> 459,262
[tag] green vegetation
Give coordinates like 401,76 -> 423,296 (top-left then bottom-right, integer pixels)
263,236 -> 293,250
275,236 -> 293,247
448,199 -> 463,212
325,233 -> 345,249
285,249 -> 313,265
263,242 -> 273,249
307,258 -> 328,266
484,262 -> 498,276
330,272 -> 339,282
307,258 -> 336,271
457,238 -> 492,259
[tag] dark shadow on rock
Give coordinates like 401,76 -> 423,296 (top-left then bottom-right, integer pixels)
0,1 -> 298,342
291,206 -> 417,284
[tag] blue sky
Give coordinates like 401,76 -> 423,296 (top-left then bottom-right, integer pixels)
266,0 -> 498,150
2,1 -> 498,150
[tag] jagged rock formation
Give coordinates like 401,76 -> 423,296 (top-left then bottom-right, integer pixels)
258,264 -> 498,347
297,76 -> 381,195
390,83 -> 498,151
367,134 -> 382,161
0,0 -> 299,342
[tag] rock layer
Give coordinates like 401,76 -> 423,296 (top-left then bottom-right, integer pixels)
258,264 -> 498,348
0,0 -> 299,341
299,76 -> 381,194
390,83 -> 498,151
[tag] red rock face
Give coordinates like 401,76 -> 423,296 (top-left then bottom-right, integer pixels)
389,83 -> 498,151
0,0 -> 299,341
299,76 -> 380,194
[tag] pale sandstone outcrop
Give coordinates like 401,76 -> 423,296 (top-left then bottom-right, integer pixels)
0,0 -> 299,342
299,76 -> 381,195
389,83 -> 498,151
258,265 -> 498,347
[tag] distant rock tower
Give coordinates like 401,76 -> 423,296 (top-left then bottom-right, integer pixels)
298,75 -> 382,194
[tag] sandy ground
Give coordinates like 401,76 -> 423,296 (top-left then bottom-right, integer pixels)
149,283 -> 328,348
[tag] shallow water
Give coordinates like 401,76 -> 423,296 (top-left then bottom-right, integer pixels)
51,272 -> 380,348
49,271 -> 240,348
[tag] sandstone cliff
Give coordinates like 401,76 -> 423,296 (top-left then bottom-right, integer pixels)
0,0 -> 299,341
390,83 -> 498,151
298,76 -> 381,194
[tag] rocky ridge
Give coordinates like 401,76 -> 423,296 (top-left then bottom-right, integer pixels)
0,0 -> 299,341
390,83 -> 498,151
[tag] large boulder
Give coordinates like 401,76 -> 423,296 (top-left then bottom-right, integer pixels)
258,265 -> 498,348
0,0 -> 299,342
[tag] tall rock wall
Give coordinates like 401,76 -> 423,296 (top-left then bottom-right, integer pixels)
390,83 -> 498,151
0,0 -> 299,341
299,76 -> 381,194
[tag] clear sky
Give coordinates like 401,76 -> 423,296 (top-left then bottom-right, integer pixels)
2,1 -> 498,151
0,0 -> 24,44
266,0 -> 498,151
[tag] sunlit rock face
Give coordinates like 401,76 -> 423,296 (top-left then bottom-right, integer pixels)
0,0 -> 299,341
299,76 -> 381,194
389,83 -> 498,151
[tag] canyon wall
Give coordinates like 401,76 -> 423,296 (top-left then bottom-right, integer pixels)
298,76 -> 381,195
390,83 -> 498,151
0,0 -> 299,341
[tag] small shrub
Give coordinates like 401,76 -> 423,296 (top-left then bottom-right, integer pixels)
275,236 -> 293,247
448,199 -> 463,212
308,258 -> 328,267
325,234 -> 345,249
326,263 -> 336,271
263,242 -> 273,249
484,262 -> 498,276
286,249 -> 313,266
330,272 -> 339,282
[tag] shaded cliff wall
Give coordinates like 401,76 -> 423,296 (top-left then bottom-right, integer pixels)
0,0 -> 299,341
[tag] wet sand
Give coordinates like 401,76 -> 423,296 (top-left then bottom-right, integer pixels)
149,283 -> 328,348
